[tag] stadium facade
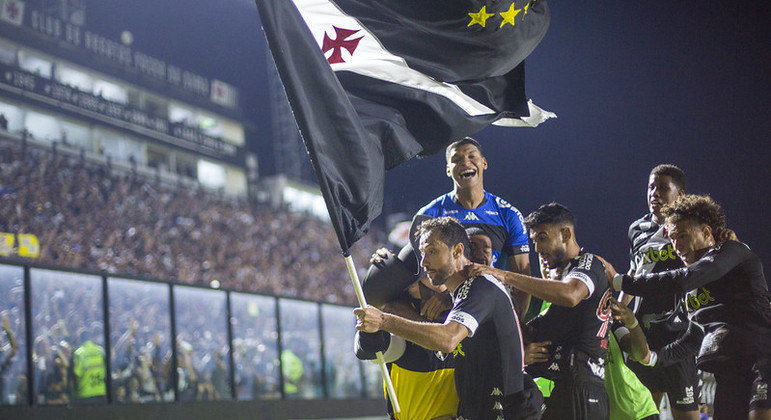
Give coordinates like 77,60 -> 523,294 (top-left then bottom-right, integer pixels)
0,0 -> 254,196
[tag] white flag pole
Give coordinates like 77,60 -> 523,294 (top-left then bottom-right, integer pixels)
343,253 -> 400,413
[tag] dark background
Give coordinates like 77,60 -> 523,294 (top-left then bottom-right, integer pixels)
84,1 -> 770,272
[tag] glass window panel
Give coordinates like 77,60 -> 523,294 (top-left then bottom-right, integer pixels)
168,103 -> 195,125
320,304 -> 362,398
108,278 -> 172,404
30,269 -> 105,405
93,79 -> 127,104
99,133 -> 145,165
0,265 -> 27,405
20,53 -> 52,78
59,120 -> 92,151
361,359 -> 385,400
230,293 -> 280,400
173,286 -> 230,402
24,111 -> 60,143
0,101 -> 23,133
197,160 -> 226,189
278,299 -> 322,399
55,64 -> 93,92
0,42 -> 16,66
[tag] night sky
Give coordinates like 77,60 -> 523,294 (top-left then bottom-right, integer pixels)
83,1 -> 770,272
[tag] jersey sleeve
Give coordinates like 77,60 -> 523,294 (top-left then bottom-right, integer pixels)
499,198 -> 530,255
417,196 -> 443,218
354,331 -> 406,363
622,241 -> 749,295
446,278 -> 497,337
564,253 -> 604,299
655,320 -> 705,367
627,222 -> 639,275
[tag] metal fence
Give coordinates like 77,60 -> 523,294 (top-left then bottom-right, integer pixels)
0,261 -> 384,406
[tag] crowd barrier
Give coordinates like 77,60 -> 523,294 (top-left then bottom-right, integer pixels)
0,260 -> 385,419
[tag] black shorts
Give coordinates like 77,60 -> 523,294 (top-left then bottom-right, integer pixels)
628,357 -> 700,411
713,357 -> 770,418
542,365 -> 608,420
457,375 -> 543,420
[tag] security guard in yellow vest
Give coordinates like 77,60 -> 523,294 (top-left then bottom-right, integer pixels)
72,340 -> 107,403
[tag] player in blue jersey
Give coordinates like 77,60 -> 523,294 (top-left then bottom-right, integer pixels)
418,137 -> 531,316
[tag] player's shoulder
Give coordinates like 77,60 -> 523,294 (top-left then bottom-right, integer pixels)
712,240 -> 754,259
628,213 -> 653,238
418,192 -> 453,216
569,252 -> 606,278
455,274 -> 507,301
486,191 -> 525,218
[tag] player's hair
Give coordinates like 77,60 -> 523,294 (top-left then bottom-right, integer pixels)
661,194 -> 726,239
650,164 -> 687,191
416,217 -> 471,259
464,226 -> 487,238
524,202 -> 576,229
445,137 -> 482,162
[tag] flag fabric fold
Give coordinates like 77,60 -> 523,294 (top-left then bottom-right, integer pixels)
255,0 -> 553,253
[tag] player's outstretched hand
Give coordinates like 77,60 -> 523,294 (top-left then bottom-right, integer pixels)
369,248 -> 393,265
354,305 -> 386,333
465,262 -> 497,279
608,296 -> 636,327
593,255 -> 618,286
524,341 -> 552,365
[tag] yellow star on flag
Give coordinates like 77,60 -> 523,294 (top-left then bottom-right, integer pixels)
468,6 -> 494,28
499,3 -> 522,28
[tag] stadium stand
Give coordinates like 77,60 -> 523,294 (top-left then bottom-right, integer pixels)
0,135 -> 385,306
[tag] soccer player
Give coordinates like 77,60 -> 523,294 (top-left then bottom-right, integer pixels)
417,137 -> 531,316
355,248 -> 457,420
355,217 -> 541,420
609,194 -> 771,419
627,164 -> 700,419
466,202 -> 610,419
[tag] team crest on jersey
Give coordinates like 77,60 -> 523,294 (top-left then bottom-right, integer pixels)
595,288 -> 613,338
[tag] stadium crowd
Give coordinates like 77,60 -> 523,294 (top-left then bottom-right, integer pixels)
0,137 -> 384,305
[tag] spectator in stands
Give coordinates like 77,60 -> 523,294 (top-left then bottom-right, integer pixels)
0,138 -> 384,305
0,313 -> 18,404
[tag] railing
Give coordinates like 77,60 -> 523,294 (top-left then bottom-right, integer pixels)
0,261 -> 383,406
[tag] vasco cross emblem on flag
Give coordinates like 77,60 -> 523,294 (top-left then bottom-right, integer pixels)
322,26 -> 363,64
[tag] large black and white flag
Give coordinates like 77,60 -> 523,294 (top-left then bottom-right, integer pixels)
255,0 -> 553,252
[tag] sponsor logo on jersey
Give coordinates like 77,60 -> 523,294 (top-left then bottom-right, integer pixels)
577,253 -> 594,270
752,382 -> 768,403
455,279 -> 472,301
685,288 -> 715,311
463,212 -> 480,221
452,342 -> 465,358
445,209 -> 459,215
485,210 -> 498,216
495,197 -> 511,208
676,386 -> 695,405
634,244 -> 678,269
587,358 -> 605,379
490,387 -> 503,396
